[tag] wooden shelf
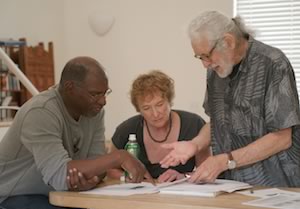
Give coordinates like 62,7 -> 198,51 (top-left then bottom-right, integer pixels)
0,38 -> 55,121
18,38 -> 55,104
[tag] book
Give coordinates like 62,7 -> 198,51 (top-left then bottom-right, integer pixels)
159,179 -> 252,197
80,178 -> 252,197
80,182 -> 159,196
0,96 -> 12,118
80,177 -> 188,196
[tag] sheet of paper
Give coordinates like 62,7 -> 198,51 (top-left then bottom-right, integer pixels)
80,177 -> 190,196
80,178 -> 251,197
238,188 -> 300,198
159,182 -> 220,197
156,176 -> 190,188
159,179 -> 252,197
243,194 -> 300,209
80,182 -> 159,196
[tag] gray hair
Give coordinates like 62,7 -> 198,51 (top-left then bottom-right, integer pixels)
188,11 -> 253,47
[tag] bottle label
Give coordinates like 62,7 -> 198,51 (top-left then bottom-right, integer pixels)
126,145 -> 140,158
124,141 -> 140,180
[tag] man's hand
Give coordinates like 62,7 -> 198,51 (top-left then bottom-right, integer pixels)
188,154 -> 227,183
119,150 -> 154,184
160,141 -> 198,168
157,169 -> 185,183
67,168 -> 100,191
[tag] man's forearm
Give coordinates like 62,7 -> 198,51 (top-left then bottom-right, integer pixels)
192,122 -> 211,152
67,150 -> 125,179
231,128 -> 292,168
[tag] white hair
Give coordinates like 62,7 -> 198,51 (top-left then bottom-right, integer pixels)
188,11 -> 253,47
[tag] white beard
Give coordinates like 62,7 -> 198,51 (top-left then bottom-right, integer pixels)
214,54 -> 234,78
216,65 -> 234,78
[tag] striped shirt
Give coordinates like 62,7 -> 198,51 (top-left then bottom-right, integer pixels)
204,37 -> 300,187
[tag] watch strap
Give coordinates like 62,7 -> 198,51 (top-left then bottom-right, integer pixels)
227,152 -> 234,161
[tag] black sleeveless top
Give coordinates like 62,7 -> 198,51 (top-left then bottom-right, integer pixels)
112,110 -> 205,178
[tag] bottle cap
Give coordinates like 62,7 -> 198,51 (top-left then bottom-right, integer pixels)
120,174 -> 125,182
128,134 -> 136,141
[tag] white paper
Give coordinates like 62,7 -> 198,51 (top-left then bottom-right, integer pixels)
159,179 -> 252,197
80,177 -> 189,196
156,176 -> 190,188
80,182 -> 159,196
243,194 -> 300,209
238,188 -> 300,198
80,178 -> 251,197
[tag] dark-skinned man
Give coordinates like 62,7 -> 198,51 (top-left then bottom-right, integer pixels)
0,57 -> 153,209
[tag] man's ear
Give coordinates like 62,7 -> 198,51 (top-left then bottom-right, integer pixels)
63,80 -> 75,94
222,33 -> 236,50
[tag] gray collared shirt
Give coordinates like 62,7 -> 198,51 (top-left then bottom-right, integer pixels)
0,86 -> 106,202
204,37 -> 300,187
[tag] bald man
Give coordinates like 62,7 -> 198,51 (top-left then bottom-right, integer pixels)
0,57 -> 152,209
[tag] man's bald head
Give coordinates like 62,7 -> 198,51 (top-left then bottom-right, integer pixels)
59,56 -> 107,85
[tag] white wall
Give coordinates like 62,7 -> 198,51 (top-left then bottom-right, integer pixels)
0,0 -> 233,139
63,0 -> 233,139
0,0 -> 65,82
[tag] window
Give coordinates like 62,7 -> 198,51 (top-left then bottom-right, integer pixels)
234,0 -> 300,94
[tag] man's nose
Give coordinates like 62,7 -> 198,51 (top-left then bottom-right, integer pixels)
202,59 -> 212,68
96,96 -> 106,106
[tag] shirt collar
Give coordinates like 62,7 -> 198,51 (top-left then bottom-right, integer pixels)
238,36 -> 254,73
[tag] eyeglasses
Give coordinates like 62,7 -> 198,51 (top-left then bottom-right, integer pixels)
88,88 -> 112,100
194,39 -> 221,62
75,84 -> 112,101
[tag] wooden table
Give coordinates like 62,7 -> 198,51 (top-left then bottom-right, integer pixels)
49,181 -> 300,209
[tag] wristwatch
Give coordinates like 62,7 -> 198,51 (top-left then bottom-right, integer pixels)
226,152 -> 237,170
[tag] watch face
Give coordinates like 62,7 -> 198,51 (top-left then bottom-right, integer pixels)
228,160 -> 237,170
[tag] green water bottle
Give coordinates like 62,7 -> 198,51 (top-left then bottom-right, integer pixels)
124,134 -> 140,180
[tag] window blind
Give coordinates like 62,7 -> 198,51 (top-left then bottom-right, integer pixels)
235,0 -> 300,94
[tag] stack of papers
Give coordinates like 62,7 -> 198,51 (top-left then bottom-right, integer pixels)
80,178 -> 252,197
240,188 -> 300,209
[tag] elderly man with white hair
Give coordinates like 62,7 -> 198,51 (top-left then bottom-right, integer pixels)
161,11 -> 300,187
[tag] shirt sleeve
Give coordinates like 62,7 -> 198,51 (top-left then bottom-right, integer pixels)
87,109 -> 107,158
20,108 -> 71,191
265,59 -> 300,132
202,89 -> 210,117
111,125 -> 129,149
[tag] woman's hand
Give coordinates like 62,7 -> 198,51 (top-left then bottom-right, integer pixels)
157,169 -> 185,183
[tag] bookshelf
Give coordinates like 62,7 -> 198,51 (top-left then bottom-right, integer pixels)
18,38 -> 55,104
0,38 -> 55,120
0,39 -> 25,120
